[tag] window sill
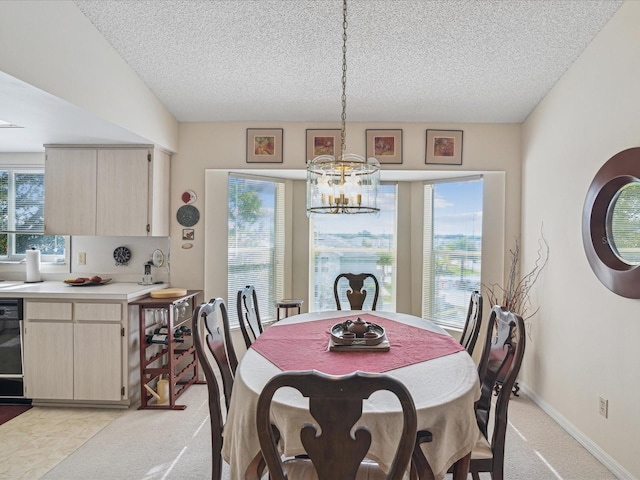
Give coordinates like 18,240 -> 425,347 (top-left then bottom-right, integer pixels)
0,260 -> 67,265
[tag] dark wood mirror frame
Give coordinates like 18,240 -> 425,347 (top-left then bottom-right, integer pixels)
582,147 -> 640,298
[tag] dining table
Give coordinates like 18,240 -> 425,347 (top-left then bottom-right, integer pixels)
221,310 -> 481,480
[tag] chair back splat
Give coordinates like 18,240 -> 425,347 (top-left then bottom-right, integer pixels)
471,305 -> 526,480
192,298 -> 239,480
237,285 -> 264,349
333,273 -> 380,310
252,370 -> 417,480
459,290 -> 483,356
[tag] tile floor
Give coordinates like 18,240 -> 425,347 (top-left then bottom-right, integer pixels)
0,405 -> 122,479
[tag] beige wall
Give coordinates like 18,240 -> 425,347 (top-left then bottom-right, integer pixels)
521,1 -> 640,478
0,1 -> 178,152
170,121 -> 521,320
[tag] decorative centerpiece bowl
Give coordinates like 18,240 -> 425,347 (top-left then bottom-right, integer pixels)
331,317 -> 386,346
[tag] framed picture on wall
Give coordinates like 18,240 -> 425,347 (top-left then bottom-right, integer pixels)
366,129 -> 403,164
306,129 -> 341,162
246,128 -> 283,163
425,129 -> 463,165
182,228 -> 194,241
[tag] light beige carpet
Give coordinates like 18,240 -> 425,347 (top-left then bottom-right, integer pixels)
1,384 -> 617,480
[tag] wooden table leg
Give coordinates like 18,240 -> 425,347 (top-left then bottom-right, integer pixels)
451,451 -> 471,480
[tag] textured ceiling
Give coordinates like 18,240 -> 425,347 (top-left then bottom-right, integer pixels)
74,0 -> 624,124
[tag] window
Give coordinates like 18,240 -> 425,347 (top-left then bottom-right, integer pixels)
227,175 -> 285,325
0,168 -> 65,261
422,177 -> 483,329
310,184 -> 397,312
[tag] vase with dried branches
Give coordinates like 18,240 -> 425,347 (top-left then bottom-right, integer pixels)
483,232 -> 549,320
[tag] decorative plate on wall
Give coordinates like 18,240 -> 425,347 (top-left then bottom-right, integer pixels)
113,246 -> 132,266
181,190 -> 197,204
177,204 -> 200,227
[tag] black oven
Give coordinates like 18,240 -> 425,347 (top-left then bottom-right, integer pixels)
0,298 -> 28,403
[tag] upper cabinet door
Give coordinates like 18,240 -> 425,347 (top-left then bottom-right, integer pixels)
44,149 -> 97,235
149,148 -> 171,237
96,149 -> 150,236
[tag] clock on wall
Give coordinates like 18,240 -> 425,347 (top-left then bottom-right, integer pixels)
113,246 -> 132,266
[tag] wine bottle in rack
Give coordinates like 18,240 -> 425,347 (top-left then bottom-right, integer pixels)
146,333 -> 169,345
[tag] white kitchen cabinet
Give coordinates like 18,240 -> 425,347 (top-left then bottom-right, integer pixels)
44,145 -> 170,236
23,300 -> 135,405
73,323 -> 122,401
73,302 -> 124,401
43,148 -> 97,236
23,321 -> 74,400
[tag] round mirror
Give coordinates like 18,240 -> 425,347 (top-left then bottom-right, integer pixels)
582,147 -> 640,298
151,249 -> 165,267
606,182 -> 640,266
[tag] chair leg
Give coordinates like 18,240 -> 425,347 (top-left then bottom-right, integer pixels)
471,473 -> 480,480
451,452 -> 471,480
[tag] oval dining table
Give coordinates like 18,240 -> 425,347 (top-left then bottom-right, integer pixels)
221,310 -> 481,480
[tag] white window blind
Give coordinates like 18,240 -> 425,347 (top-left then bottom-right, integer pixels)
422,177 -> 483,329
227,175 -> 285,325
607,182 -> 640,265
0,168 -> 66,260
310,183 -> 397,312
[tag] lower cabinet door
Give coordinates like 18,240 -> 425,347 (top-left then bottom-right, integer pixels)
73,323 -> 122,401
24,322 -> 74,400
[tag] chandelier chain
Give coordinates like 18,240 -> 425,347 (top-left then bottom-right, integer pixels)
340,0 -> 348,156
305,0 -> 380,216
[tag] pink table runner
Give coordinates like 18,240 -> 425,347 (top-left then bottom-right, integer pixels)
251,313 -> 464,375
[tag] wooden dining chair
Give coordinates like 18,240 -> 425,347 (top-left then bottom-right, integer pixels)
247,370 -> 417,480
468,305 -> 526,480
413,305 -> 524,480
192,298 -> 249,480
459,290 -> 483,356
334,273 -> 380,310
237,284 -> 264,349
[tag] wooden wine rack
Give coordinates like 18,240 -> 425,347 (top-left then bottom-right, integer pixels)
132,290 -> 203,410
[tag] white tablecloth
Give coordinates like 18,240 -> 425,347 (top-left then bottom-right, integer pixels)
221,310 -> 481,480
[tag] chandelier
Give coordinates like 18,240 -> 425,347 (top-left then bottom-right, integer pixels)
306,0 -> 380,216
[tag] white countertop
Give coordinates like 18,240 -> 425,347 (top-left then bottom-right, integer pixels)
0,280 -> 168,301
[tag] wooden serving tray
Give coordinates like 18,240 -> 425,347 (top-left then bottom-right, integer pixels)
150,288 -> 188,298
328,333 -> 390,352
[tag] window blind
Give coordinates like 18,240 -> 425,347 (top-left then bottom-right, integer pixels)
422,177 -> 483,329
310,183 -> 397,312
227,175 -> 285,325
0,169 -> 65,258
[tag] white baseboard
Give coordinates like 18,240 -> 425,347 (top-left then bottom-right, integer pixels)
520,383 -> 636,480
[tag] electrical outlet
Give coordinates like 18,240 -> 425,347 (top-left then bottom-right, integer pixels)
599,397 -> 608,418
78,252 -> 86,265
